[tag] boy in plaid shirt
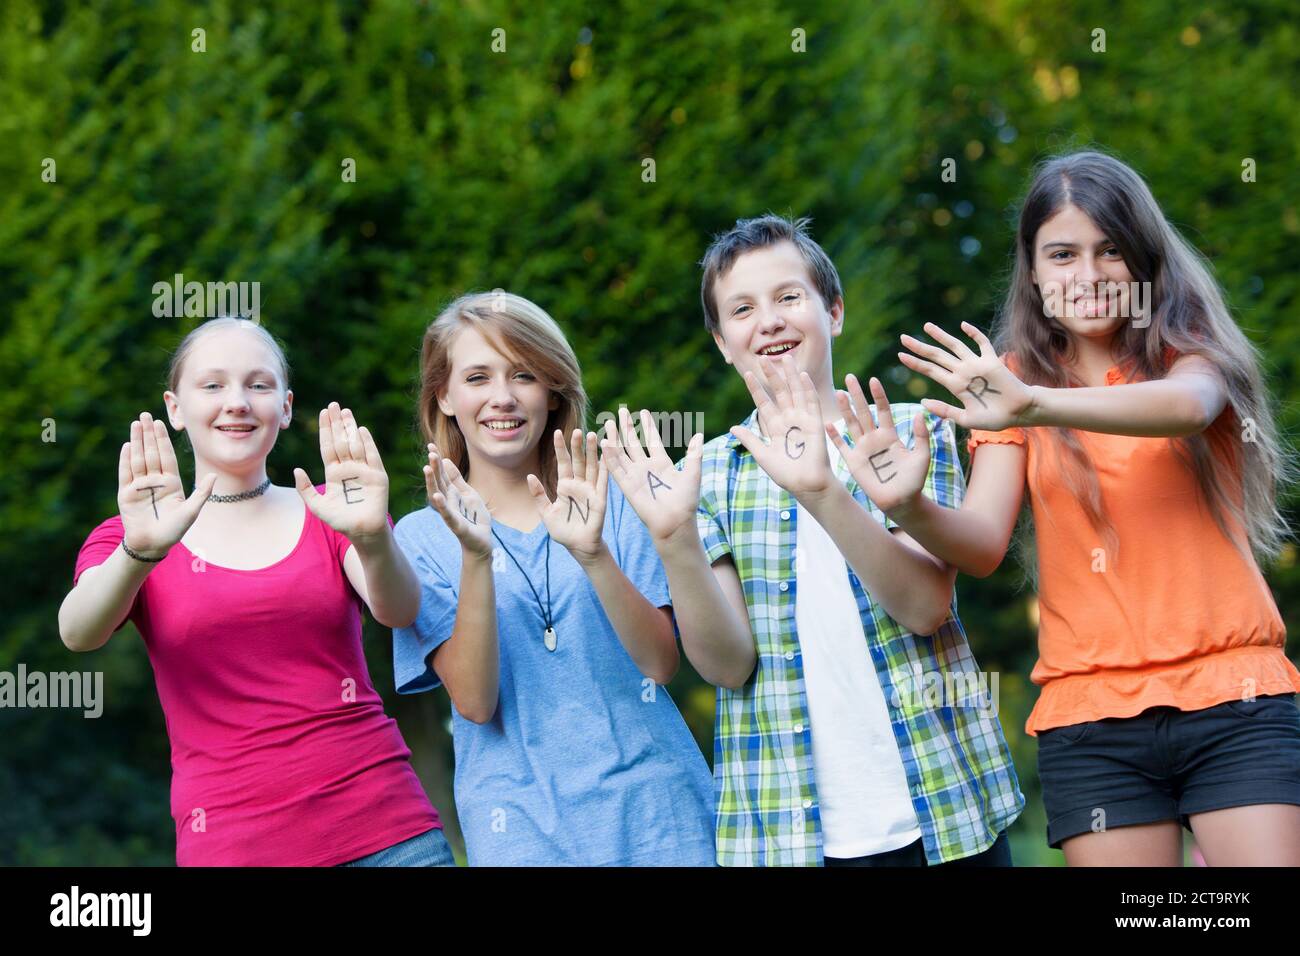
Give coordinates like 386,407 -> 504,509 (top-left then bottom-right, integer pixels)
600,214 -> 1023,865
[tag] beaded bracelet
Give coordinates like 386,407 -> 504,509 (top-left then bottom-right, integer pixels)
121,539 -> 167,563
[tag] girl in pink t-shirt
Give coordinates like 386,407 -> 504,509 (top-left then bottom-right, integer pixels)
58,317 -> 448,866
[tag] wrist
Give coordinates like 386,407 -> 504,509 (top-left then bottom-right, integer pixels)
121,539 -> 168,563
883,489 -> 926,524
347,523 -> 394,555
1018,385 -> 1047,427
795,479 -> 848,513
570,540 -> 611,570
656,522 -> 705,558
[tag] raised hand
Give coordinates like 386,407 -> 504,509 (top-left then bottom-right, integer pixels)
601,407 -> 703,544
294,402 -> 390,542
898,321 -> 1034,431
829,374 -> 931,515
730,351 -> 835,497
118,412 -> 218,557
527,429 -> 608,562
424,441 -> 493,557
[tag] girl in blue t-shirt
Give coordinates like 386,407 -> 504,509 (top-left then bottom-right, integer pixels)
391,290 -> 715,866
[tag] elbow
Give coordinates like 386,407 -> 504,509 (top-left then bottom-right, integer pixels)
1177,392 -> 1219,436
715,655 -> 757,691
966,555 -> 1002,579
456,692 -> 499,725
901,602 -> 954,637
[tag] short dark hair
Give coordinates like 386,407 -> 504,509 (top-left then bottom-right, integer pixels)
699,214 -> 843,334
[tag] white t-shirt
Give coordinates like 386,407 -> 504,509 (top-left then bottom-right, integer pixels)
795,421 -> 921,858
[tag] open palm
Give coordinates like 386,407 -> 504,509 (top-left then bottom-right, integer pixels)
601,406 -> 703,544
528,429 -> 608,561
730,352 -> 835,497
898,321 -> 1033,431
829,374 -> 931,515
118,411 -> 216,556
424,441 -> 493,557
294,402 -> 390,541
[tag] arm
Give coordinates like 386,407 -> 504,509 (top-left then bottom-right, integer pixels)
295,403 -> 420,628
60,548 -> 157,652
602,409 -> 757,689
886,442 -> 1026,578
342,527 -> 421,628
830,372 -> 1026,579
423,444 -> 500,724
731,354 -> 957,636
60,412 -> 215,652
575,547 -> 679,685
900,322 -> 1228,437
1020,355 -> 1226,435
530,428 -> 679,684
799,483 -> 958,636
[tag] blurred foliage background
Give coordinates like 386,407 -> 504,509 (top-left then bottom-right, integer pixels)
2,0 -> 1297,866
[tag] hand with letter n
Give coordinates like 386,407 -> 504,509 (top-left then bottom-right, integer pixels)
528,428 -> 609,563
897,321 -> 1035,431
828,373 -> 931,516
294,401 -> 391,542
729,351 -> 836,498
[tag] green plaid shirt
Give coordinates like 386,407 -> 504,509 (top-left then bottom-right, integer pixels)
695,403 -> 1024,866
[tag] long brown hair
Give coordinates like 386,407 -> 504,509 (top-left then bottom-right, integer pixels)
417,291 -> 587,499
995,150 -> 1292,566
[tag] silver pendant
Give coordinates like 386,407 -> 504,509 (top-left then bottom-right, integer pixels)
544,626 -> 557,652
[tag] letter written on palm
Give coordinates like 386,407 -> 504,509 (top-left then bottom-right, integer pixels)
423,441 -> 493,557
828,374 -> 930,515
601,406 -> 703,544
294,402 -> 390,541
118,411 -> 217,556
729,352 -> 835,497
897,321 -> 1033,431
527,429 -> 608,561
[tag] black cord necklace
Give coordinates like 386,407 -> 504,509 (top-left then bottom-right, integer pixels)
490,527 -> 557,651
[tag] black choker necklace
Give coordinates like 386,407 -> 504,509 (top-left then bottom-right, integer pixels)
208,477 -> 273,503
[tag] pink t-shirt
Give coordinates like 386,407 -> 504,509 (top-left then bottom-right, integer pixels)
74,497 -> 441,866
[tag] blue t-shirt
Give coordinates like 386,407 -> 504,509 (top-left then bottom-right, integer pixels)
393,479 -> 715,866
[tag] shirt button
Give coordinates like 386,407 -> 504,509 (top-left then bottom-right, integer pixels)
802,799 -> 813,810
780,510 -> 791,520
784,651 -> 795,661
794,723 -> 804,733
779,581 -> 789,592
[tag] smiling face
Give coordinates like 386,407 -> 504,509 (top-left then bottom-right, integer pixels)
162,326 -> 293,474
1032,202 -> 1135,342
436,325 -> 560,474
710,239 -> 843,393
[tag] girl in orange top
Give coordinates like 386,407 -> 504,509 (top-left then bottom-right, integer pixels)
832,151 -> 1300,866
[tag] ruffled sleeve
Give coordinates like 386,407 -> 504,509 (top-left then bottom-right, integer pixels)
966,427 -> 1027,455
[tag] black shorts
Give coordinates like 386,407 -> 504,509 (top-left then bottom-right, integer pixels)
1036,693 -> 1300,848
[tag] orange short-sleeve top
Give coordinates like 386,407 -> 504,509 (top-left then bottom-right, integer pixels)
968,353 -> 1299,735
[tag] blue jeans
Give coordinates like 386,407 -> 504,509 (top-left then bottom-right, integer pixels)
339,827 -> 457,867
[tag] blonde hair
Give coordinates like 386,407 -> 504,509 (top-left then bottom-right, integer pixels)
167,317 -> 290,392
418,292 -> 587,498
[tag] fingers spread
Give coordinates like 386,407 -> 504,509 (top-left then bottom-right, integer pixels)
869,376 -> 897,431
